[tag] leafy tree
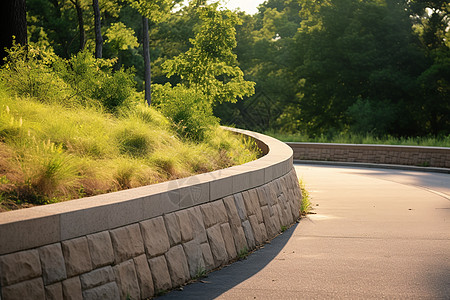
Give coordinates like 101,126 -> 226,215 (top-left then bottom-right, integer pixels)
125,0 -> 181,106
162,4 -> 255,104
93,0 -> 103,58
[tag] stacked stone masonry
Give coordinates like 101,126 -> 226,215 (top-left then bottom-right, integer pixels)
288,143 -> 450,168
0,169 -> 301,300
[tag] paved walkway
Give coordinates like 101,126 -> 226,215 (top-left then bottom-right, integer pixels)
161,164 -> 450,299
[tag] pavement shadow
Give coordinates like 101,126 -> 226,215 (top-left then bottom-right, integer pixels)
159,223 -> 298,299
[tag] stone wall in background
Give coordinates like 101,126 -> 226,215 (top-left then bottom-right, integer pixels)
0,170 -> 301,300
288,143 -> 450,169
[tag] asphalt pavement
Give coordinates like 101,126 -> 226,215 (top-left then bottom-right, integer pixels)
161,164 -> 450,299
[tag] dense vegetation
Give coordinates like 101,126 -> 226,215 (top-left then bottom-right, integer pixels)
21,0 -> 449,141
0,2 -> 259,210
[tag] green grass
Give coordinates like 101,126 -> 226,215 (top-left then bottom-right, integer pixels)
0,92 -> 259,211
299,178 -> 312,216
266,131 -> 450,147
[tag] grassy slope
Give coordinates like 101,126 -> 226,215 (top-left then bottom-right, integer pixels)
0,90 -> 259,211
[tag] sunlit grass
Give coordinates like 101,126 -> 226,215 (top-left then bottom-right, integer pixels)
0,94 -> 259,211
266,131 -> 450,147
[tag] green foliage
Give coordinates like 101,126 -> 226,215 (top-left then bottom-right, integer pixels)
299,178 -> 312,216
162,4 -> 255,104
105,22 -> 139,52
153,83 -> 218,142
238,247 -> 249,260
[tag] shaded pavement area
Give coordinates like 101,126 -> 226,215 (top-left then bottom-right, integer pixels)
161,164 -> 450,299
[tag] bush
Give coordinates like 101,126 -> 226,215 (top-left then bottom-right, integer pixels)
153,84 -> 218,142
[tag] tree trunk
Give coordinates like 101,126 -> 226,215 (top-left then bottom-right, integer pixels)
0,0 -> 27,64
70,0 -> 86,51
142,16 -> 151,106
93,0 -> 103,58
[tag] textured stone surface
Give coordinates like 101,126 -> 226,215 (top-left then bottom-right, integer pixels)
0,249 -> 41,286
61,237 -> 92,278
62,276 -> 83,300
80,266 -> 115,290
176,210 -> 193,242
165,245 -> 190,287
206,224 -> 228,267
164,213 -> 181,246
242,190 -> 257,217
113,260 -> 140,300
133,254 -> 154,299
220,223 -> 237,259
200,203 -> 216,228
45,282 -> 63,300
38,243 -> 67,285
223,196 -> 241,227
261,205 -> 277,238
182,239 -> 205,278
242,220 -> 256,250
1,278 -> 45,300
200,243 -> 215,271
248,189 -> 264,222
256,186 -> 268,206
260,223 -> 268,242
82,282 -> 120,300
110,223 -> 145,264
188,206 -> 207,244
210,200 -> 228,224
233,193 -> 248,221
248,215 -> 263,246
140,217 -> 171,257
148,255 -> 172,292
87,231 -> 114,268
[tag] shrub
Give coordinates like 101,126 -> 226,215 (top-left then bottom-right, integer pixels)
153,84 -> 218,142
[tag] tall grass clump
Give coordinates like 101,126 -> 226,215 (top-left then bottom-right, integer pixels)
0,45 -> 260,211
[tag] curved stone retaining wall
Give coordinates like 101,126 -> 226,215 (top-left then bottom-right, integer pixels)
0,128 -> 301,300
288,142 -> 450,169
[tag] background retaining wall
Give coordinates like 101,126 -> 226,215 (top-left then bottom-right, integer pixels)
0,128 -> 302,300
288,142 -> 450,169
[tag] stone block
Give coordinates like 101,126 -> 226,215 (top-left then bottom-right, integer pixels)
86,231 -> 114,268
223,196 -> 247,254
223,196 -> 241,228
206,224 -> 228,267
45,282 -> 63,300
148,256 -> 172,292
164,213 -> 181,246
188,206 -> 207,244
220,223 -> 237,259
182,239 -> 205,278
200,243 -> 215,271
242,220 -> 256,250
140,217 -> 171,258
256,186 -> 268,206
248,189 -> 264,223
1,278 -> 45,300
110,223 -> 145,264
62,276 -> 82,300
233,193 -> 248,221
61,237 -> 92,277
290,199 -> 300,220
200,203 -> 216,228
113,260 -> 140,300
248,215 -> 263,246
242,190 -> 257,216
80,266 -> 115,290
260,223 -> 268,242
176,210 -> 193,242
165,245 -> 190,287
133,254 -> 154,299
0,249 -> 41,286
210,200 -> 228,224
261,205 -> 277,238
82,282 -> 120,300
38,243 -> 67,285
